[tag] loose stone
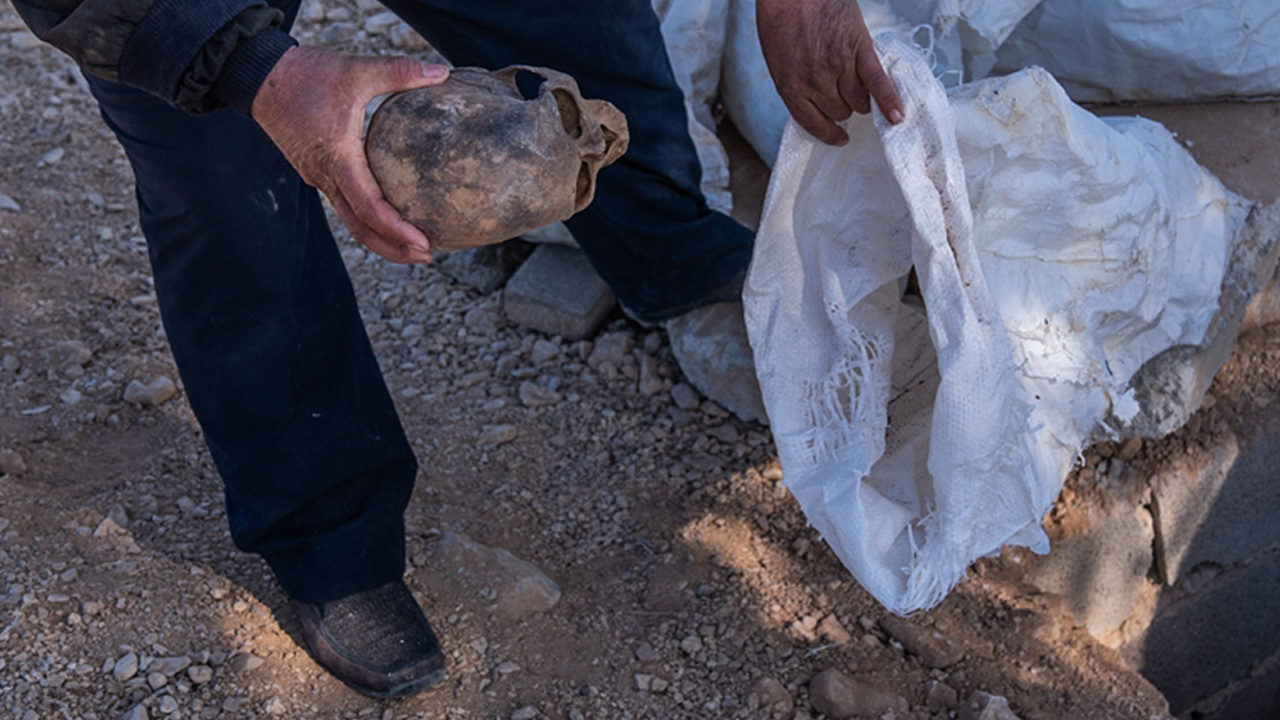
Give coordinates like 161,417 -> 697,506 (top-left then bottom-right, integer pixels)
112,652 -> 139,682
478,424 -> 518,446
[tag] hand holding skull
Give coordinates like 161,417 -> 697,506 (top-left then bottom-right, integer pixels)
251,46 -> 449,264
757,0 -> 904,145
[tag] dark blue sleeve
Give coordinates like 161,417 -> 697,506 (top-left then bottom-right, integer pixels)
118,0 -> 296,115
211,25 -> 297,115
13,0 -> 295,115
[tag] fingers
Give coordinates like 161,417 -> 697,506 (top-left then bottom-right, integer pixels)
856,43 -> 904,124
340,148 -> 431,249
791,97 -> 849,146
353,55 -> 449,98
812,86 -> 854,127
838,69 -> 872,116
329,182 -> 432,265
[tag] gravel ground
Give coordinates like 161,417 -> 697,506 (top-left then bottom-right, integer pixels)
0,2 -> 1175,719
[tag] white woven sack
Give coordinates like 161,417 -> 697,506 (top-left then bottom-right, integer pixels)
744,39 -> 1250,613
992,0 -> 1280,103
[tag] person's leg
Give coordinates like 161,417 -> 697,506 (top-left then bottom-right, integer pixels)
379,0 -> 754,323
86,69 -> 415,607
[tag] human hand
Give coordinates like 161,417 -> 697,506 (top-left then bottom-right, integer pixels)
757,0 -> 904,145
251,46 -> 449,264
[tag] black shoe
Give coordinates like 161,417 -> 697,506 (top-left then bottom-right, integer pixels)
294,580 -> 446,698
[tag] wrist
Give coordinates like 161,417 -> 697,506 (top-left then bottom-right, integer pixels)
218,28 -> 299,117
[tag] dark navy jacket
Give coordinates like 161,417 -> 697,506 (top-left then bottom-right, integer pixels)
10,0 -> 298,115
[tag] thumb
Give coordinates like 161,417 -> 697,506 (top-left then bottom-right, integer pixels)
354,55 -> 449,97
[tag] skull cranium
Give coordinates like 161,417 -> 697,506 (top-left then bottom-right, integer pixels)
365,65 -> 629,252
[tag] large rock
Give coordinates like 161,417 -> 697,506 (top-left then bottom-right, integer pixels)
807,669 -> 907,720
665,301 -> 766,424
434,531 -> 561,619
878,615 -> 963,668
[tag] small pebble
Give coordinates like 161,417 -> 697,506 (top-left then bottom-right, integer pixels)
229,653 -> 263,673
123,376 -> 178,406
478,424 -> 518,446
670,383 -> 700,410
634,642 -> 661,662
0,449 -> 27,476
113,652 -> 139,682
187,665 -> 214,684
680,635 -> 703,655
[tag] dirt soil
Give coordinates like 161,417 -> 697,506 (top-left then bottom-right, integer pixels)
0,3 -> 1198,719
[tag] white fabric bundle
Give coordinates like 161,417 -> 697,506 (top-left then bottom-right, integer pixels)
744,39 -> 1251,613
993,0 -> 1280,103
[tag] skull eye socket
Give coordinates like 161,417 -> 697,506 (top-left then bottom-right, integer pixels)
513,69 -> 583,139
553,89 -> 583,139
513,69 -> 545,100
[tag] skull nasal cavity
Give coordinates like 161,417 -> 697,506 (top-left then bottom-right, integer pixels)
575,162 -> 591,202
553,89 -> 583,139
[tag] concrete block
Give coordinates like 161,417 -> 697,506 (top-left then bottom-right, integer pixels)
503,244 -> 615,340
1123,550 -> 1280,714
435,239 -> 533,295
1151,417 -> 1280,585
1020,492 -> 1154,638
1203,651 -> 1280,720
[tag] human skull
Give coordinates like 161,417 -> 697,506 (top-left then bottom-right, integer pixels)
365,65 -> 629,252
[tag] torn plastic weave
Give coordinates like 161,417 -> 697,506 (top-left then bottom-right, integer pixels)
743,39 -> 1252,614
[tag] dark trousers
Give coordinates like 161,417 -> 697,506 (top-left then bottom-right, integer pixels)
88,0 -> 751,603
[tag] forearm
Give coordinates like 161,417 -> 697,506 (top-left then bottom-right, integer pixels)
10,0 -> 295,114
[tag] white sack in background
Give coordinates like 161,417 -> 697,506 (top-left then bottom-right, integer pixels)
744,39 -> 1251,614
993,0 -> 1280,103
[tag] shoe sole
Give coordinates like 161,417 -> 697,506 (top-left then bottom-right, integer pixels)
341,666 -> 448,699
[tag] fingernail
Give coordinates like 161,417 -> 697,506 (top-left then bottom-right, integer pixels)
423,64 -> 448,80
889,108 -> 904,124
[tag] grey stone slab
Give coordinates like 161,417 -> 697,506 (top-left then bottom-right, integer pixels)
665,301 -> 765,424
1151,415 -> 1280,585
503,244 -> 615,340
1020,494 -> 1154,638
1124,550 -> 1280,713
